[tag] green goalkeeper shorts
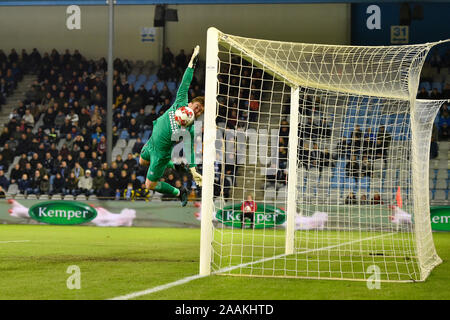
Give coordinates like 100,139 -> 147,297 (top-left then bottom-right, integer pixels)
140,141 -> 172,182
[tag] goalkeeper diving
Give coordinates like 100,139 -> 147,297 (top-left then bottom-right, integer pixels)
139,45 -> 204,207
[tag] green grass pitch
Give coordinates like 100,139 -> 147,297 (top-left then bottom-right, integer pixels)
0,224 -> 449,300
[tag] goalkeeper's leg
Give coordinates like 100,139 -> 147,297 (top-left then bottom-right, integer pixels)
145,160 -> 188,207
140,143 -> 188,206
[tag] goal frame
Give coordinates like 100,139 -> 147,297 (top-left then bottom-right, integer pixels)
199,27 -> 448,281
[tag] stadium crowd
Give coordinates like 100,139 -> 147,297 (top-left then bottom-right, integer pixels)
214,47 -> 450,204
0,47 -> 203,200
0,45 -> 448,202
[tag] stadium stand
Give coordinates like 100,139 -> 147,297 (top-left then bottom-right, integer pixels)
0,46 -> 448,206
0,47 -> 203,201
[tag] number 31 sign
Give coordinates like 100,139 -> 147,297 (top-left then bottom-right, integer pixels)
391,26 -> 409,44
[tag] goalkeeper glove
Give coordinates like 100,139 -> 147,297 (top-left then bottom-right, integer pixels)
188,45 -> 200,69
190,167 -> 202,187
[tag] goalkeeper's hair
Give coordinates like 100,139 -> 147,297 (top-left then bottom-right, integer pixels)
192,96 -> 204,107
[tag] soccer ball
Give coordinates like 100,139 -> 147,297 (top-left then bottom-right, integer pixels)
174,106 -> 195,127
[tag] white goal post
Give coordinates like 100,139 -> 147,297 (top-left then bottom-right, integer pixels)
200,27 -> 449,281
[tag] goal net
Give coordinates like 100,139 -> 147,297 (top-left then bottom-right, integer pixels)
200,27 -> 449,282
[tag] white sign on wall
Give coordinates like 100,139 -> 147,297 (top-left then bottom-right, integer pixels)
141,27 -> 156,43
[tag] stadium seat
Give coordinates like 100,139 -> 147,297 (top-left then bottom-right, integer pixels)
127,139 -> 137,148
112,148 -> 123,160
7,184 -> 18,195
156,81 -> 165,91
115,139 -> 127,149
438,141 -> 449,151
144,80 -> 155,91
437,160 -> 448,169
419,82 -> 431,91
142,130 -> 152,142
167,81 -> 177,93
141,66 -> 151,76
265,187 -> 276,201
137,176 -> 145,184
358,176 -> 370,193
328,188 -> 341,204
134,80 -> 145,91
127,74 -> 136,84
432,82 -> 443,92
435,179 -> 448,190
51,194 -> 62,200
434,190 -> 447,201
277,187 -> 288,201
76,195 -> 87,201
144,104 -> 154,114
429,178 -> 436,189
119,130 -> 129,140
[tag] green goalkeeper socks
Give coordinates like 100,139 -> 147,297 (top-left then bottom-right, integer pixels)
155,181 -> 180,197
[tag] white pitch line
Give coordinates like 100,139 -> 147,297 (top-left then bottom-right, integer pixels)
108,274 -> 209,300
108,232 -> 394,300
0,240 -> 31,244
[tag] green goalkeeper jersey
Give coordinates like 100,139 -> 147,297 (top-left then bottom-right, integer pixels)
146,67 -> 196,167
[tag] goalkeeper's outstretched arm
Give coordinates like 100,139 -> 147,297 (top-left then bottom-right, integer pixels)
189,45 -> 200,69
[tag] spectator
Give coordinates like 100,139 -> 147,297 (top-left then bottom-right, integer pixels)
72,162 -> 85,179
132,137 -> 144,157
18,173 -> 32,195
51,172 -> 65,195
248,93 -> 260,123
370,193 -> 384,205
0,169 -> 10,191
430,87 -> 441,100
39,174 -> 50,195
93,170 -> 105,194
22,109 -> 34,128
65,172 -> 79,196
241,194 -> 257,229
360,155 -> 373,177
175,49 -> 187,70
1,143 -> 14,166
105,171 -> 118,192
97,182 -> 115,199
10,163 -> 22,184
0,154 -> 8,170
336,138 -> 350,159
124,153 -> 137,172
162,47 -> 174,66
78,169 -> 94,196
377,126 -> 391,150
359,194 -> 368,204
135,108 -> 146,130
438,123 -> 449,141
417,87 -> 429,99
147,84 -> 160,107
31,170 -> 42,194
123,182 -> 135,201
345,192 -> 357,205
430,136 -> 439,159
346,155 -> 360,182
